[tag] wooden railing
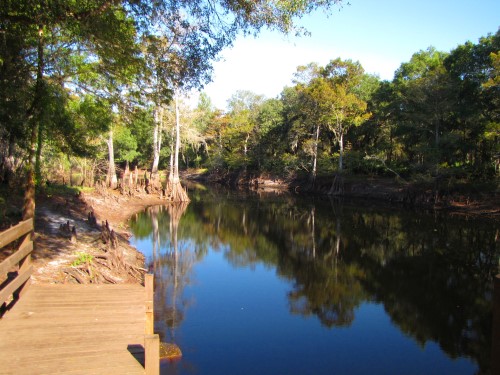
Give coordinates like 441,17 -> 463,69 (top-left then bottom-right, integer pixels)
144,273 -> 160,375
0,218 -> 34,309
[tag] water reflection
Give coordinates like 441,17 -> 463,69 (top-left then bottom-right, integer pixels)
129,188 -> 499,374
134,203 -> 198,346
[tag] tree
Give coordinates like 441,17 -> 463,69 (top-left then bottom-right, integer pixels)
0,1 -> 140,218
188,93 -> 215,167
1,0 -> 346,217
287,60 -> 370,188
225,90 -> 265,172
393,47 -> 455,178
253,98 -> 285,172
444,31 -> 500,178
320,59 -> 371,177
165,91 -> 190,201
287,63 -> 323,183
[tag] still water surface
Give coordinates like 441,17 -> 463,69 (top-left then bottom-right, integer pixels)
130,187 -> 499,375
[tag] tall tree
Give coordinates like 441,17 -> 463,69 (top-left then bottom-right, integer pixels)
320,59 -> 371,177
2,0 -> 347,214
289,60 -> 370,188
225,90 -> 265,172
393,47 -> 454,176
444,31 -> 500,177
0,1 -> 140,217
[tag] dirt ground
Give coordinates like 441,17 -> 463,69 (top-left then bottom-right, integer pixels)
30,189 -> 166,284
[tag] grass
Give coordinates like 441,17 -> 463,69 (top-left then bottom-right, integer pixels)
42,184 -> 94,198
71,252 -> 94,267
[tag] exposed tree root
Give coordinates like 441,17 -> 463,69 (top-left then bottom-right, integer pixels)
62,217 -> 146,284
164,179 -> 190,202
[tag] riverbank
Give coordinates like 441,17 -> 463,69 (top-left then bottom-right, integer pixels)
29,188 -> 166,284
184,169 -> 500,219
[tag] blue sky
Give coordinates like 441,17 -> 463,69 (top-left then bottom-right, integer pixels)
199,0 -> 499,110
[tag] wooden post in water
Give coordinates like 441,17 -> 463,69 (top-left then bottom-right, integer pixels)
492,274 -> 500,375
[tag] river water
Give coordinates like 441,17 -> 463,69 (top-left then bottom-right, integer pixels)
129,186 -> 499,375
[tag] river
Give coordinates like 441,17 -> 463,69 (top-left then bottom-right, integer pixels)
130,186 -> 499,375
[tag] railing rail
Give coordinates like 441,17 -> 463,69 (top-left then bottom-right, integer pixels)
0,218 -> 34,309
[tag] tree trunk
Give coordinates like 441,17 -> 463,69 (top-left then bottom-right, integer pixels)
23,26 -> 44,220
169,120 -> 175,181
165,93 -> 189,202
328,129 -> 344,196
107,129 -> 117,189
151,107 -> 162,175
35,121 -> 44,186
173,95 -> 180,182
338,131 -> 344,172
244,133 -> 250,173
149,107 -> 163,192
311,124 -> 320,185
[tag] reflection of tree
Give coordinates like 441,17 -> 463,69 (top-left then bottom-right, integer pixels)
286,259 -> 366,327
280,197 -> 367,328
359,225 -> 497,374
345,206 -> 498,374
156,203 -> 191,342
136,203 -> 195,344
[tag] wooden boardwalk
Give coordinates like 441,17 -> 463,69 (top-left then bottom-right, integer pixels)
0,284 -> 147,375
0,219 -> 159,375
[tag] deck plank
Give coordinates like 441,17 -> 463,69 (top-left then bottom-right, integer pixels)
0,284 -> 146,375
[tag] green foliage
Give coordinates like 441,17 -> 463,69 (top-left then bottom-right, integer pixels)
71,252 -> 94,267
0,1 -> 497,188
2,0 -> 345,190
114,125 -> 139,163
43,183 -> 87,198
194,29 -> 499,185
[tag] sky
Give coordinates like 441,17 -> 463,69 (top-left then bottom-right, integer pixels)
197,0 -> 500,110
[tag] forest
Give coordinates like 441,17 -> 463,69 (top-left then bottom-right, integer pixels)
0,1 -> 499,219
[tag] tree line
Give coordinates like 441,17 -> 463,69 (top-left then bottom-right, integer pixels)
12,27 -> 497,197
193,31 -> 498,191
0,2 -> 498,216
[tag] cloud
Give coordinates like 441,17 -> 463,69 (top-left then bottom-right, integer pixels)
202,37 -> 398,110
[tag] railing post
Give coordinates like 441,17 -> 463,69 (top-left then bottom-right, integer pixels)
144,274 -> 158,374
145,334 -> 160,375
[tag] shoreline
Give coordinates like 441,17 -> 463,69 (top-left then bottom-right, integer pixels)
30,189 -> 167,285
185,171 -> 500,219
26,179 -> 499,285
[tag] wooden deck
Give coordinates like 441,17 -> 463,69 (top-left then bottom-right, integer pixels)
0,219 -> 159,375
0,283 -> 147,375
